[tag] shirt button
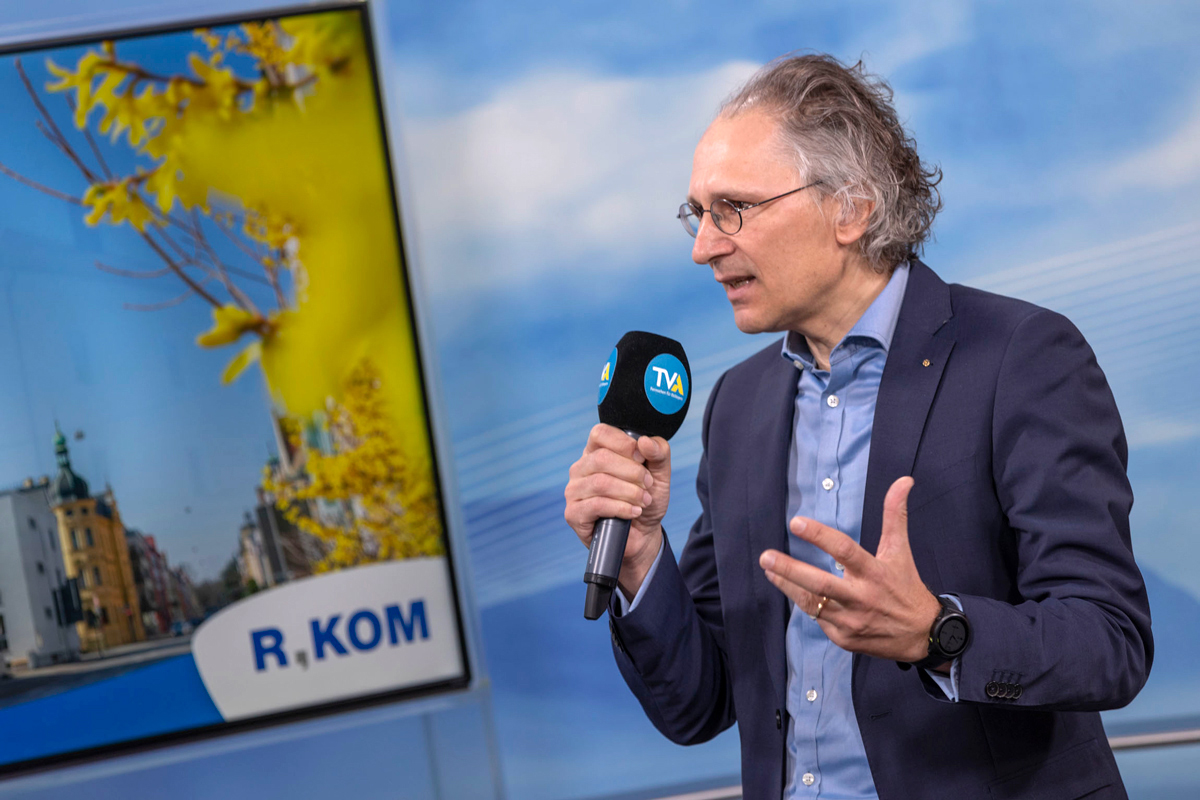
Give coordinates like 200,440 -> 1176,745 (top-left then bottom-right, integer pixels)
806,688 -> 818,702
793,359 -> 803,369
802,772 -> 815,787
826,394 -> 839,408
821,477 -> 834,491
835,562 -> 844,572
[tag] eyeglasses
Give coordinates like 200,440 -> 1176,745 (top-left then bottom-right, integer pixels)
677,180 -> 824,237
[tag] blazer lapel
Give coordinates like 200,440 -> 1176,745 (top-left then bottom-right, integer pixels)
860,260 -> 957,557
744,349 -> 797,710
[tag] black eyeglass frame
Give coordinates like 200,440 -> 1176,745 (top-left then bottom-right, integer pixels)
677,179 -> 825,237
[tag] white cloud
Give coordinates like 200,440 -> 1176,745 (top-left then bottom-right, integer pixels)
1127,417 -> 1200,449
388,2 -> 978,301
1100,90 -> 1200,192
398,61 -> 761,295
390,6 -> 976,300
849,0 -> 971,75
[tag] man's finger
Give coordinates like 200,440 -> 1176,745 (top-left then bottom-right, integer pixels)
762,571 -> 848,625
759,549 -> 853,604
764,568 -> 818,610
877,476 -> 915,561
576,447 -> 653,487
567,472 -> 652,508
789,517 -> 870,574
637,436 -> 671,468
566,496 -> 644,530
584,423 -> 639,457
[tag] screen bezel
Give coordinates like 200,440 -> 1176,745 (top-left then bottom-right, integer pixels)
0,0 -> 474,778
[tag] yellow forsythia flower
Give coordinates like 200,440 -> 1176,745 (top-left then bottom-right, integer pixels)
196,304 -> 263,347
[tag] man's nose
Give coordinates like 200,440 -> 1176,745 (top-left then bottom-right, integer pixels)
691,214 -> 735,265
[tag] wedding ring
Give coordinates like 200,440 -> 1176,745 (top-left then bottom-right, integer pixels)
811,595 -> 829,621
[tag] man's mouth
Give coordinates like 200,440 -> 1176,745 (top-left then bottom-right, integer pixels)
718,275 -> 755,292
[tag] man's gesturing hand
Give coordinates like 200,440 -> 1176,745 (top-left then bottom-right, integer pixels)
758,477 -> 942,663
565,424 -> 671,600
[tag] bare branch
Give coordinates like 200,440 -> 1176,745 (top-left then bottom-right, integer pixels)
213,212 -> 267,263
16,59 -> 99,184
150,205 -> 262,284
220,262 -> 273,287
150,206 -> 272,288
266,248 -> 289,310
138,230 -> 224,309
65,94 -> 113,179
124,289 -> 196,311
184,207 -> 262,314
149,220 -> 202,266
95,260 -> 172,279
0,159 -> 83,205
145,203 -> 209,252
213,213 -> 288,306
33,119 -> 99,184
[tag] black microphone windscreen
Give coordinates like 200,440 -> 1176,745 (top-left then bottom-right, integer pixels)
596,331 -> 691,440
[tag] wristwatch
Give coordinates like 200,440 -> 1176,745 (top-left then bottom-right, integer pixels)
912,595 -> 971,670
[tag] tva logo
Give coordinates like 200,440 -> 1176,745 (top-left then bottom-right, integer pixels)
651,365 -> 685,396
644,353 -> 689,415
250,600 -> 429,672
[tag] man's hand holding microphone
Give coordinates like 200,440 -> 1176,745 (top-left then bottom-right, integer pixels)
565,425 -> 672,602
564,332 -> 691,618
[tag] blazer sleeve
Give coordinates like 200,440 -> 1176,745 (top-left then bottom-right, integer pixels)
953,308 -> 1154,710
608,372 -> 737,744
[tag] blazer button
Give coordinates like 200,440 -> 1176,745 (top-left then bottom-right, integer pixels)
776,709 -> 783,730
1012,684 -> 1023,700
985,681 -> 1000,698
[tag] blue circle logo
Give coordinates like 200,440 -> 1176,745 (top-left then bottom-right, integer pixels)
643,353 -> 689,415
597,348 -> 618,404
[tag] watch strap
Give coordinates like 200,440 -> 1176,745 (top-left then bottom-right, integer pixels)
912,595 -> 969,670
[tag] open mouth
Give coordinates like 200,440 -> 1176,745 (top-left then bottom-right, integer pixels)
719,275 -> 755,292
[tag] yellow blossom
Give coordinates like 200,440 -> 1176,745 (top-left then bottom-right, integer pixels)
82,179 -> 157,231
263,359 -> 443,569
45,9 -> 437,468
196,304 -> 264,347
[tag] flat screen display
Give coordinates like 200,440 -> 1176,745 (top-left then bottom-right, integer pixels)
0,1 -> 469,773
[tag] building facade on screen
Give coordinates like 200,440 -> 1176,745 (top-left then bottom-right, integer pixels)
0,481 -> 81,668
126,529 -> 173,636
48,426 -> 146,651
238,512 -> 271,592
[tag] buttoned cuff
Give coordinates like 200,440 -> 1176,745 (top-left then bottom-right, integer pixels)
612,535 -> 665,618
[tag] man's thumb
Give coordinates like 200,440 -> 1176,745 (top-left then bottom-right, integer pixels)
877,476 -> 915,559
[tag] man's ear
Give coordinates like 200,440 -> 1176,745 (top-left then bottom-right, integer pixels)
833,196 -> 874,247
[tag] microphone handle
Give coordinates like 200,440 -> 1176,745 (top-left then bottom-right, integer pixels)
583,428 -> 639,620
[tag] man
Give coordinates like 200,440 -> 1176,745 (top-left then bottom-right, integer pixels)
563,55 -> 1152,799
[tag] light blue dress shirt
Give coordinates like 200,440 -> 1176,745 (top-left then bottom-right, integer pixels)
779,264 -> 908,799
779,263 -> 956,799
621,263 -> 957,798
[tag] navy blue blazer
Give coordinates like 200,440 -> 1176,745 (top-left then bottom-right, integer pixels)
609,261 -> 1153,800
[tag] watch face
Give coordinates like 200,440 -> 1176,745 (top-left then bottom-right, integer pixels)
940,618 -> 969,656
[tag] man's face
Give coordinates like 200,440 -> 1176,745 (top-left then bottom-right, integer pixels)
688,110 -> 852,335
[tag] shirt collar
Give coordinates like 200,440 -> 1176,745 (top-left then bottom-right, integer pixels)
781,262 -> 911,369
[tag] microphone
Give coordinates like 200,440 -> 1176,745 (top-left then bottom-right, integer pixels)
584,331 -> 691,620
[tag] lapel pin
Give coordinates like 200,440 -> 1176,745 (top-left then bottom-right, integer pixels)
922,359 -> 931,367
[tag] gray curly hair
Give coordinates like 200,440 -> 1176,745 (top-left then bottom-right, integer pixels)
720,53 -> 942,271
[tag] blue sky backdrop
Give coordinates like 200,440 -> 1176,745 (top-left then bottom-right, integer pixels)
2,1 -> 1200,799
